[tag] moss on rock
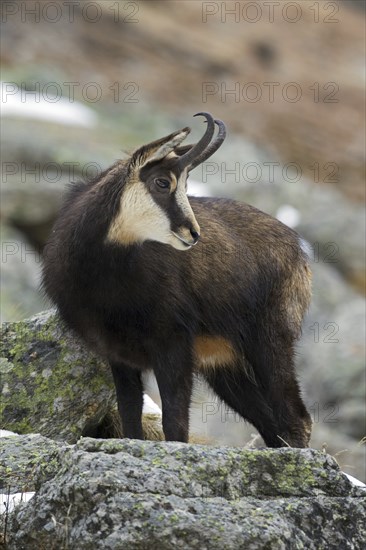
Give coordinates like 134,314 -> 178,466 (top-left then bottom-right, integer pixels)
0,310 -> 116,442
3,437 -> 366,549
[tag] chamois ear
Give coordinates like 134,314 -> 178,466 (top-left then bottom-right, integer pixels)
174,144 -> 195,157
130,127 -> 191,170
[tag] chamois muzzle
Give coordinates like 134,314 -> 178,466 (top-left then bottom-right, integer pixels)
178,112 -> 227,171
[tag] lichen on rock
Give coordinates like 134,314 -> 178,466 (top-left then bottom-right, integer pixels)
0,310 -> 116,442
3,437 -> 366,549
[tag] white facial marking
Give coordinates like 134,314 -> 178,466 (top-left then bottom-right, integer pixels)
106,168 -> 200,251
107,180 -> 173,246
174,169 -> 200,242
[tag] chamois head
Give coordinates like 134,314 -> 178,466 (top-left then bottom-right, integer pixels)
107,112 -> 226,250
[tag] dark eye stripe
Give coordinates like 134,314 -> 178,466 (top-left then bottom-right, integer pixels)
155,178 -> 170,189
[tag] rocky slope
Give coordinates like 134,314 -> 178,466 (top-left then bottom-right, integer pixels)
2,0 -> 364,201
2,435 -> 365,549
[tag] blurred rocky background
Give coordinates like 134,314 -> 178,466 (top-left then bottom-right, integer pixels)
1,1 -> 365,480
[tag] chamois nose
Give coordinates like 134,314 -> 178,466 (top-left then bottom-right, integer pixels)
190,230 -> 200,244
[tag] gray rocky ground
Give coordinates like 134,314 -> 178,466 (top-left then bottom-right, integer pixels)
1,435 -> 365,549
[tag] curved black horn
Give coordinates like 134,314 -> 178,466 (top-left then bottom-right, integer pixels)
178,112 -> 216,170
189,119 -> 226,170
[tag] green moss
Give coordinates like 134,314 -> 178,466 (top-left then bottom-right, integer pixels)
1,311 -> 114,440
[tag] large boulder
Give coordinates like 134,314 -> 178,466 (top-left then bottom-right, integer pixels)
0,225 -> 48,323
0,310 -> 116,442
0,433 -> 63,493
2,436 -> 365,549
0,310 -> 165,444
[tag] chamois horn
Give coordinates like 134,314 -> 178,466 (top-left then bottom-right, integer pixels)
178,112 -> 216,170
189,118 -> 226,170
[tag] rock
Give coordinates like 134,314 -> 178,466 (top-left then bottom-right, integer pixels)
4,437 -> 366,549
0,310 -> 165,445
0,118 -> 116,243
1,302 -> 365,482
0,433 -> 64,493
344,0 -> 366,12
0,310 -> 116,442
0,224 -> 49,323
307,425 -> 366,490
300,262 -> 365,442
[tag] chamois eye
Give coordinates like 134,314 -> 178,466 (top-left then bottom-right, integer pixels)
154,178 -> 170,189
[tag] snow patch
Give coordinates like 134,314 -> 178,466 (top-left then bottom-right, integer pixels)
143,393 -> 162,416
187,179 -> 212,197
0,430 -> 18,438
1,492 -> 35,515
343,472 -> 366,489
276,204 -> 301,228
1,82 -> 97,127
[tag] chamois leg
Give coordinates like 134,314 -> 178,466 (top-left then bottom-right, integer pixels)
264,367 -> 312,448
203,367 -> 284,448
154,350 -> 194,443
110,363 -> 144,439
245,340 -> 312,448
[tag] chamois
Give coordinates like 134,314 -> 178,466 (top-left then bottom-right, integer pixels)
42,112 -> 312,447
